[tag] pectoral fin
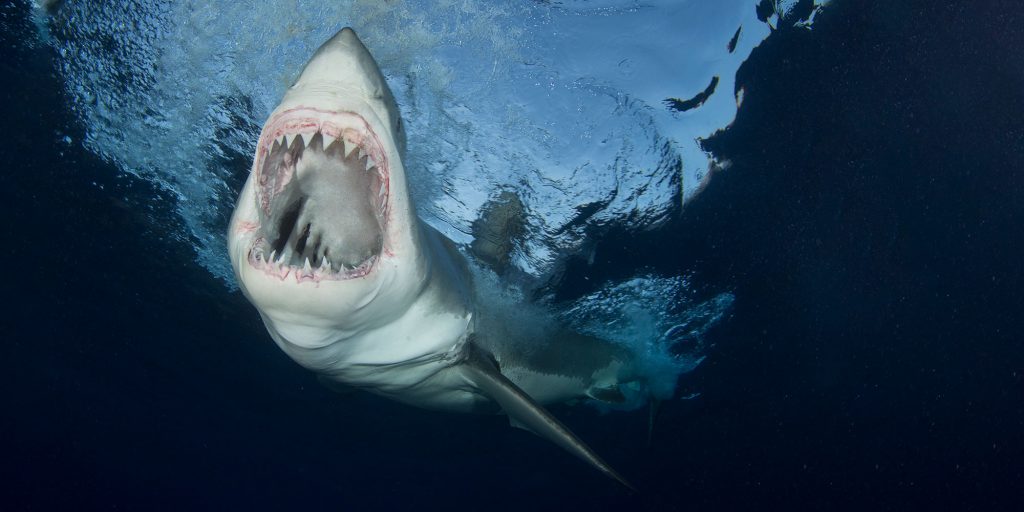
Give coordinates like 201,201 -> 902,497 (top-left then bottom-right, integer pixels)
462,343 -> 636,491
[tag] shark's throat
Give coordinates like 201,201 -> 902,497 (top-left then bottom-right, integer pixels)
249,114 -> 389,282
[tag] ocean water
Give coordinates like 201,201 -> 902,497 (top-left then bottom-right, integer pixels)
2,0 -> 1022,510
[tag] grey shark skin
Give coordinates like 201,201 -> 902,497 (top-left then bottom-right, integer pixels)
228,28 -> 639,490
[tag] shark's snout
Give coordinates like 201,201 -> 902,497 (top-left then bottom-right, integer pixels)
249,110 -> 390,283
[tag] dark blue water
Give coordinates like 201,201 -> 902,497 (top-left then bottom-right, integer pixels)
2,1 -> 1022,510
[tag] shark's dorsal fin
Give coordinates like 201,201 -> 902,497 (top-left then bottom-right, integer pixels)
462,343 -> 637,492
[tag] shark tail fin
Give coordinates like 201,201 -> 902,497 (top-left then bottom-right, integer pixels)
462,343 -> 637,492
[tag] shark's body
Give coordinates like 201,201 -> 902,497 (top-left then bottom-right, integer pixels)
228,28 -> 641,488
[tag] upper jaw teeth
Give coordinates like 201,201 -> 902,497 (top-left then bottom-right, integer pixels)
271,131 -> 377,171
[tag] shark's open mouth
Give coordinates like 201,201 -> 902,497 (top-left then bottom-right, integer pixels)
248,110 -> 390,282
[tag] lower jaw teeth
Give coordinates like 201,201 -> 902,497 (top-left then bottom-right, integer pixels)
252,244 -> 377,276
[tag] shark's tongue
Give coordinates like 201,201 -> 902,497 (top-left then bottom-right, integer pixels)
257,130 -> 385,274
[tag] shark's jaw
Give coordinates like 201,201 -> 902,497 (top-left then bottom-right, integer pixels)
247,107 -> 391,284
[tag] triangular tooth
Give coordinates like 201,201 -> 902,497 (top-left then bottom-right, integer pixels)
269,250 -> 277,265
304,257 -> 312,274
346,143 -> 361,161
271,138 -> 281,154
325,137 -> 345,159
358,155 -> 368,170
288,135 -> 304,163
308,131 -> 324,153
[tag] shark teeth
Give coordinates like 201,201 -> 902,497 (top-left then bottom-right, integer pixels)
256,119 -> 389,283
272,131 -> 378,173
249,235 -> 380,283
258,252 -> 372,282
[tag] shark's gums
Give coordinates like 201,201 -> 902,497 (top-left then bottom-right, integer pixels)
228,28 -> 648,490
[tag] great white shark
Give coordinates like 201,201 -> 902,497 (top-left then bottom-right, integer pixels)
228,28 -> 646,489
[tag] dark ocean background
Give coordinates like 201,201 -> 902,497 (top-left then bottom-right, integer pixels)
2,0 -> 1022,510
